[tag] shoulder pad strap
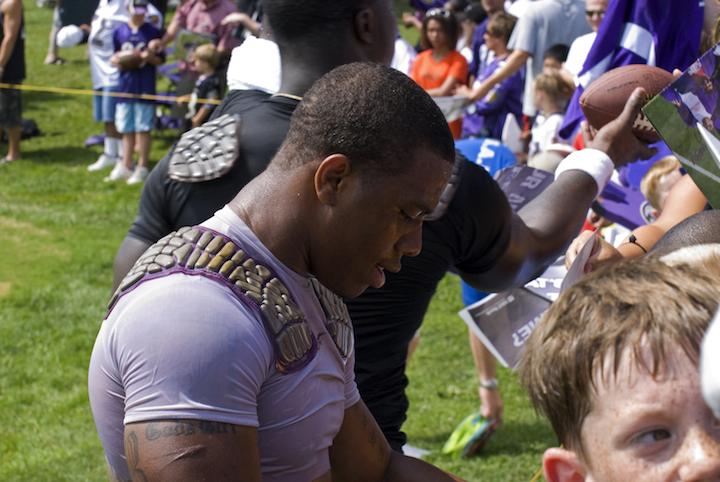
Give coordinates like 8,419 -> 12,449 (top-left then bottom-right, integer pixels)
167,115 -> 242,183
309,278 -> 353,359
109,226 -> 317,374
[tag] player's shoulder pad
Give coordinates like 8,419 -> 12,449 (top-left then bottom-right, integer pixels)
108,226 -> 318,374
168,114 -> 242,183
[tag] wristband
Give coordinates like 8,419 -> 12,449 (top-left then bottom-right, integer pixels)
554,148 -> 614,194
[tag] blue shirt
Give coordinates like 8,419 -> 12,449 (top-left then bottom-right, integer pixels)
113,22 -> 164,103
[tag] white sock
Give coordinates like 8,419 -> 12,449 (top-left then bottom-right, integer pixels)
115,138 -> 124,159
105,137 -> 119,158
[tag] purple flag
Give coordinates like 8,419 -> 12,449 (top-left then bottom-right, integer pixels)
559,0 -> 703,140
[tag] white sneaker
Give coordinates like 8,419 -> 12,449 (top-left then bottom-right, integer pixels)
87,154 -> 119,172
104,163 -> 133,182
127,166 -> 149,185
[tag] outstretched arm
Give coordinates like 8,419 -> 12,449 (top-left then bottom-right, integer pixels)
464,50 -> 529,103
462,88 -> 655,290
330,401 -> 467,482
565,174 -> 708,271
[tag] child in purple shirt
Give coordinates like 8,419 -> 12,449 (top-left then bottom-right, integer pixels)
462,12 -> 524,140
106,0 -> 164,185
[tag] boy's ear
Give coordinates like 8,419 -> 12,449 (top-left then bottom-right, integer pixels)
543,447 -> 587,482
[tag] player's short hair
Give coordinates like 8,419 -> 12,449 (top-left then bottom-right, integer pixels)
420,8 -> 460,51
193,43 -> 219,69
534,70 -> 575,107
273,62 -> 455,174
640,155 -> 681,211
519,254 -> 720,458
263,0 -> 371,45
485,11 -> 517,45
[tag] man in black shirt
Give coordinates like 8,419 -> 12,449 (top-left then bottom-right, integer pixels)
113,0 -> 654,452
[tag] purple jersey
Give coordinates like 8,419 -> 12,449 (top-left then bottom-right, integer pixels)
462,56 -> 525,140
113,22 -> 164,103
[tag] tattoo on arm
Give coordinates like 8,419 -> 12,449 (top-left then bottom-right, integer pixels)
144,420 -> 238,441
125,430 -> 149,482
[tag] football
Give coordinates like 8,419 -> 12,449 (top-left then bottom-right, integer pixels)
579,64 -> 674,143
116,50 -> 143,71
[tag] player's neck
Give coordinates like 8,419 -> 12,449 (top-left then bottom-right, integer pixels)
278,46 -> 357,98
228,169 -> 314,277
432,46 -> 451,59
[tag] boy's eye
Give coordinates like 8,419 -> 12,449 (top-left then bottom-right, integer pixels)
632,428 -> 672,445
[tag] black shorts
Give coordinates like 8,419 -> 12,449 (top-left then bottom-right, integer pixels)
0,87 -> 22,128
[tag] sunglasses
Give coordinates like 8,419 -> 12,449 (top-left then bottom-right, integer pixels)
426,8 -> 453,18
585,9 -> 606,17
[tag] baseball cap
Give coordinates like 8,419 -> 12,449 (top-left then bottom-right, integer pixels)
129,0 -> 149,14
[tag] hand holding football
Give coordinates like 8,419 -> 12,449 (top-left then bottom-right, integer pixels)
116,50 -> 143,71
580,65 -> 674,143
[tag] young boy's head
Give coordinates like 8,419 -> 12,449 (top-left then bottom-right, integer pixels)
542,43 -> 569,72
483,11 -> 517,50
519,254 -> 720,482
533,71 -> 574,113
193,43 -> 219,74
640,155 -> 682,217
127,0 -> 149,23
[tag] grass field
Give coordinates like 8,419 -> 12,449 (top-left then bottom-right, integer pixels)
0,3 -> 555,480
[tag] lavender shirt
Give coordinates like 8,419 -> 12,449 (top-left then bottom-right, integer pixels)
88,206 -> 360,481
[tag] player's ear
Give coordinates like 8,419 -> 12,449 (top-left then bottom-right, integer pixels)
353,7 -> 375,45
543,447 -> 587,482
314,154 -> 352,206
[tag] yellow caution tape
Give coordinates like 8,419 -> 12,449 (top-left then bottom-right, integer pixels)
0,82 -> 221,105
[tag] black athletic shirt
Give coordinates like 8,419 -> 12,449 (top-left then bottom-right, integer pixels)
127,88 -> 512,452
128,89 -> 295,242
351,159 -> 511,451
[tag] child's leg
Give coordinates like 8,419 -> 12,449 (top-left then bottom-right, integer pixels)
122,133 -> 136,169
469,331 -> 503,422
115,102 -> 136,169
136,131 -> 151,168
134,102 -> 155,169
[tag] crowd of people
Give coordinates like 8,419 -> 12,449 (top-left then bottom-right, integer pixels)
5,0 -> 720,480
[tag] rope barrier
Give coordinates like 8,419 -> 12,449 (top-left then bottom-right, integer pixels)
0,82 -> 221,105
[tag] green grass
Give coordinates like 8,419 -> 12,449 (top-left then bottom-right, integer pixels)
0,3 -> 554,480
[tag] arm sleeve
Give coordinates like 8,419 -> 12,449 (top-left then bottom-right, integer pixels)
108,276 -> 273,427
112,28 -> 121,52
343,352 -> 361,409
448,161 -> 513,275
448,53 -> 469,83
201,81 -> 221,110
507,7 -> 537,55
409,53 -> 422,83
473,62 -> 513,115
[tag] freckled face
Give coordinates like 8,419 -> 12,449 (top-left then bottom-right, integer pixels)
579,345 -> 720,482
